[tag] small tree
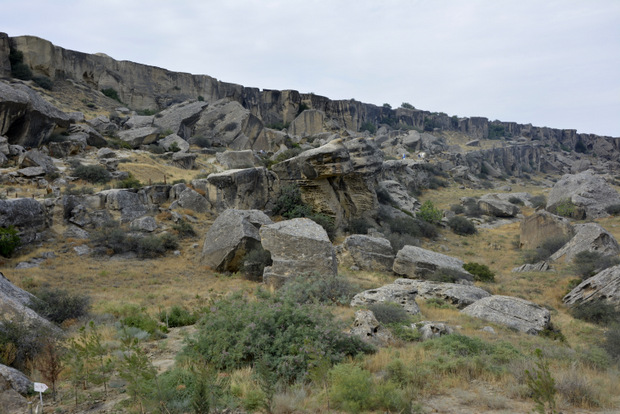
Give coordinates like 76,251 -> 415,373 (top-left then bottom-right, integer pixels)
36,338 -> 64,401
417,200 -> 443,224
525,349 -> 557,414
118,329 -> 157,411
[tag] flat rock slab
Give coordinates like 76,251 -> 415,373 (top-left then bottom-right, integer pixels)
392,278 -> 490,309
461,295 -> 550,335
339,234 -> 394,272
393,245 -> 471,280
563,264 -> 620,309
350,283 -> 420,315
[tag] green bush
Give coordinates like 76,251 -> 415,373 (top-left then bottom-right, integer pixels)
386,232 -> 419,254
450,204 -> 465,214
605,204 -> 620,216
73,164 -> 111,183
183,293 -> 374,383
9,49 -> 32,80
368,302 -> 411,325
241,245 -> 272,280
192,136 -> 211,148
29,287 -> 90,324
417,200 -> 443,224
329,364 -> 372,412
463,262 -> 495,282
158,306 -> 198,328
570,301 -> 618,325
604,323 -> 620,361
101,87 -> 121,102
448,216 -> 477,235
552,199 -> 577,218
0,226 -> 20,257
346,218 -> 373,235
272,184 -> 336,239
116,174 -> 142,189
0,317 -> 56,370
32,76 -> 53,90
119,305 -> 165,336
359,121 -> 377,134
278,273 -> 357,306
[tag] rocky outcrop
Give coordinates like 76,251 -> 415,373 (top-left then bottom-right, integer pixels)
338,235 -> 394,272
159,134 -> 190,153
392,246 -> 471,280
289,109 -> 326,137
547,170 -> 620,218
549,223 -> 620,263
378,180 -> 419,213
520,211 -> 574,250
350,282 -> 420,315
392,278 -> 490,309
171,152 -> 197,169
118,126 -> 159,148
350,310 -> 393,347
0,33 -> 10,77
563,265 -> 620,310
153,100 -> 208,139
260,218 -> 337,287
200,209 -> 272,272
461,295 -> 551,334
0,272 -> 58,333
0,81 -> 72,147
172,187 -> 210,214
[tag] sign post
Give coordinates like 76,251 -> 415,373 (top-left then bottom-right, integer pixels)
33,382 -> 48,411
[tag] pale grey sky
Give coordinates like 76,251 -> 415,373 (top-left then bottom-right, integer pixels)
3,0 -> 620,137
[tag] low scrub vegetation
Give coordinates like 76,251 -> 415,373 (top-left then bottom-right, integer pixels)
29,287 -> 91,325
272,184 -> 336,239
522,235 -> 570,264
448,215 -> 477,235
572,250 -> 620,279
463,262 -> 495,282
0,226 -> 20,257
73,163 -> 112,184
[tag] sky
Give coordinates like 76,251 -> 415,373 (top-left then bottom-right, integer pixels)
3,0 -> 620,137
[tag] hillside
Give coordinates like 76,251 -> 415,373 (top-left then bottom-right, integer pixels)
0,33 -> 619,413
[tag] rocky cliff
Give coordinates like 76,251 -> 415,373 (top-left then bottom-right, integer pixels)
3,33 -> 617,151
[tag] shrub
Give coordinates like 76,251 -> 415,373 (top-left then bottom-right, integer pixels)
223,122 -> 238,132
427,268 -> 472,283
183,293 -> 374,383
32,75 -> 53,90
367,302 -> 411,325
522,235 -> 570,264
603,323 -> 620,361
172,220 -> 197,238
387,232 -> 419,254
0,226 -> 20,257
359,121 -> 376,134
450,204 -> 465,214
101,87 -> 121,102
116,174 -> 141,189
417,200 -> 443,224
29,287 -> 90,324
192,136 -> 211,148
553,199 -> 577,218
0,317 -> 56,371
464,199 -> 484,217
570,302 -> 618,325
329,364 -> 372,412
525,349 -> 557,414
158,306 -> 198,328
463,262 -> 495,282
605,204 -> 620,216
272,184 -> 304,217
375,186 -> 393,204
508,196 -> 524,205
448,216 -> 477,235
346,218 -> 373,235
119,305 -> 165,336
573,250 -> 620,279
401,102 -> 414,109
241,245 -> 272,280
9,48 -> 32,80
278,273 -> 357,306
73,164 -> 111,184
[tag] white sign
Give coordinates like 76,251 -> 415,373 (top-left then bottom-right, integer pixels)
33,382 -> 48,393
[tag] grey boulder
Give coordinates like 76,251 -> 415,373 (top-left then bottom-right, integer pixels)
338,235 -> 395,272
392,278 -> 490,309
393,245 -> 471,280
461,295 -> 551,334
563,264 -> 620,310
350,310 -> 393,347
547,170 -> 620,218
549,222 -> 620,263
350,283 -> 420,315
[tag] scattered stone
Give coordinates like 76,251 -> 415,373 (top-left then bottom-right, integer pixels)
461,295 -> 551,334
481,326 -> 496,334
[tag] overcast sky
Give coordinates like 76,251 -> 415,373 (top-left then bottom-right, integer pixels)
4,0 -> 620,137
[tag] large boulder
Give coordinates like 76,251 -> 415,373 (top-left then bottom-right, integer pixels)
392,278 -> 490,309
477,194 -> 520,218
338,235 -> 394,272
0,272 -> 58,333
204,167 -> 276,213
0,365 -> 30,411
289,109 -> 326,137
461,295 -> 551,334
153,100 -> 208,139
200,209 -> 273,272
350,310 -> 393,347
350,282 -> 420,315
547,170 -> 620,218
192,99 -> 266,150
563,265 -> 620,310
392,246 -> 471,280
216,150 -> 256,169
520,211 -> 574,250
171,152 -> 197,169
101,189 -> 149,222
377,180 -> 419,213
18,149 -> 57,174
117,126 -> 159,148
173,188 -> 210,214
549,223 -> 620,263
271,139 -> 353,180
0,364 -> 32,395
159,134 -> 190,153
260,218 -> 337,287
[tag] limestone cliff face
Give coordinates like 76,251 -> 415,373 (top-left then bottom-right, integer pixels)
3,33 -> 618,153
